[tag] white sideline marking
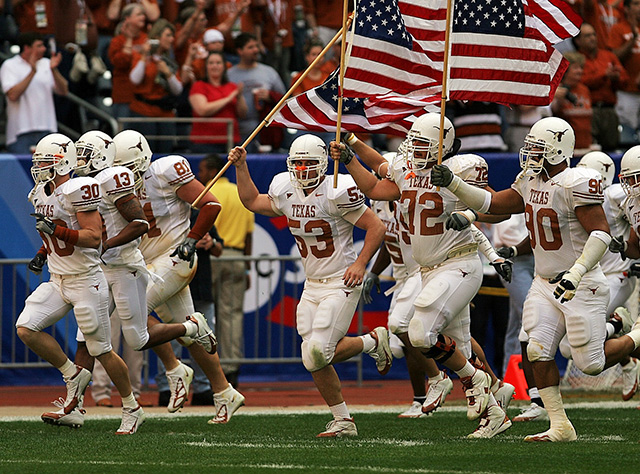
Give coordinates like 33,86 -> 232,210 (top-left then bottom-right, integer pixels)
0,459 -> 498,473
0,399 -> 636,422
186,438 -> 432,449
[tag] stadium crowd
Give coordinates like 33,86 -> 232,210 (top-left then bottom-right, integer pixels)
2,0 -> 640,154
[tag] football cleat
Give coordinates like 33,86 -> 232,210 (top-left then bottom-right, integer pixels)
513,403 -> 549,422
115,406 -> 145,435
461,369 -> 492,420
422,371 -> 454,415
492,380 -> 516,410
316,418 -> 358,438
524,421 -> 577,442
621,358 -> 640,401
367,327 -> 393,375
467,405 -> 512,439
187,312 -> 217,354
41,397 -> 85,428
398,401 -> 425,418
63,366 -> 92,414
208,384 -> 245,424
166,362 -> 194,413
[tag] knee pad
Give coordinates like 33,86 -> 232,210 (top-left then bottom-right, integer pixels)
423,334 -> 457,362
575,358 -> 604,376
74,306 -> 99,336
558,335 -> 572,360
408,317 -> 430,348
86,339 -> 112,357
388,318 -> 401,336
565,314 -> 591,348
301,339 -> 331,372
526,338 -> 545,362
390,333 -> 405,359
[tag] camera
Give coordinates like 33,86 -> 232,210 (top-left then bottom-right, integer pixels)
148,39 -> 160,54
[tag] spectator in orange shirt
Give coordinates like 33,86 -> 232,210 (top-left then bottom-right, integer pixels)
174,2 -> 208,68
575,22 -> 629,150
129,19 -> 183,153
107,4 -> 148,119
610,0 -> 640,143
189,51 -> 248,154
290,37 -> 333,96
581,0 -> 624,49
551,52 -> 594,152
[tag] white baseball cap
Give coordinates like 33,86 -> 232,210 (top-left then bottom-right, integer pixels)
203,29 -> 224,44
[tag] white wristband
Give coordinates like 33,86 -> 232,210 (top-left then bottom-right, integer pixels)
344,133 -> 358,146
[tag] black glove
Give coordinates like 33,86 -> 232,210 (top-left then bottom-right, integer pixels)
28,253 -> 47,275
629,262 -> 640,278
496,246 -> 516,259
609,235 -> 627,261
170,237 -> 198,268
445,210 -> 477,231
549,270 -> 579,303
430,164 -> 454,187
490,258 -> 513,283
30,212 -> 56,235
338,143 -> 355,165
361,272 -> 381,304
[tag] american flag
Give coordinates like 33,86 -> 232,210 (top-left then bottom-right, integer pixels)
343,0 -> 578,105
269,68 -> 440,136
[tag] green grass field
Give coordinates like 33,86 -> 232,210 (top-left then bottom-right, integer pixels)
1,403 -> 639,473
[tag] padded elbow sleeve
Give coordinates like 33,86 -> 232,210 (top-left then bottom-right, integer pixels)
449,176 -> 492,214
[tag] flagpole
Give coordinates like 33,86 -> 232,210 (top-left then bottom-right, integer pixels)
437,0 -> 454,167
191,22 -> 352,208
333,0 -> 351,188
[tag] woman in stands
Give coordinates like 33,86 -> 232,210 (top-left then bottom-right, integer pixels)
188,51 -> 247,154
129,19 -> 182,153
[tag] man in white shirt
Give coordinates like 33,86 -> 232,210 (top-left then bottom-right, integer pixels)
0,32 -> 68,154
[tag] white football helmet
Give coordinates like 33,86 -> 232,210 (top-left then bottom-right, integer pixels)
287,134 -> 328,189
31,133 -> 77,184
577,151 -> 615,189
619,145 -> 640,198
112,130 -> 152,189
74,131 -> 116,176
400,113 -> 454,170
519,117 -> 575,176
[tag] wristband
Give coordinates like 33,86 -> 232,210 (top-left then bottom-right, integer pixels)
53,226 -> 79,245
343,133 -> 358,146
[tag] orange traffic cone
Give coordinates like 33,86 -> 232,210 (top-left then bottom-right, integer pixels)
503,354 -> 529,400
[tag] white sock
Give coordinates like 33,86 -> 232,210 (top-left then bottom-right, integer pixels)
329,401 -> 351,420
360,334 -> 376,353
491,379 -> 502,393
456,361 -> 476,379
58,359 -> 77,378
627,327 -> 640,350
183,320 -> 197,337
538,386 -> 569,429
528,387 -> 540,400
429,371 -> 444,383
215,383 -> 233,397
166,363 -> 183,375
606,322 -> 616,339
122,393 -> 138,409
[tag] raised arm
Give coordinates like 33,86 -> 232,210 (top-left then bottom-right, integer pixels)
228,146 -> 279,216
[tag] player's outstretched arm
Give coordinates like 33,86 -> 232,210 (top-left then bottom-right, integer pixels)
431,164 -> 525,215
343,208 -> 385,288
103,194 -> 149,252
341,133 -> 389,177
329,141 -> 400,202
228,146 -> 279,217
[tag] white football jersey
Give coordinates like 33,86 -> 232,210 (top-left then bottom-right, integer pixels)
512,167 -> 604,279
95,166 -> 145,267
29,177 -> 101,275
137,156 -> 194,262
371,199 -> 419,280
268,173 -> 367,280
387,153 -> 487,267
601,183 -> 630,275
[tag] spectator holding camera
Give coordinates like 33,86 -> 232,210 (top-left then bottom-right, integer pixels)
108,4 -> 148,119
551,52 -> 593,152
129,19 -> 183,153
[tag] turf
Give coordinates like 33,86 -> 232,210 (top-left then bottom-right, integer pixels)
1,404 -> 639,473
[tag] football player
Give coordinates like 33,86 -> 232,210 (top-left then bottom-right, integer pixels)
113,130 -> 244,423
330,113 -> 512,439
17,134 -> 144,434
228,134 -> 390,438
432,116 -> 640,441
